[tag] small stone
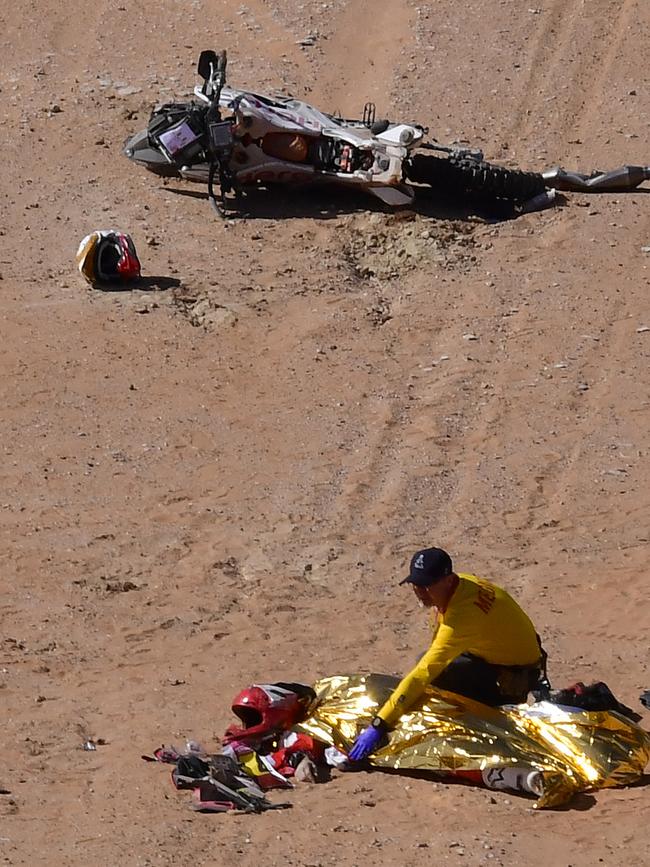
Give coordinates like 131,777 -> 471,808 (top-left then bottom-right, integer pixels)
105,580 -> 139,592
462,333 -> 479,341
116,85 -> 141,97
636,326 -> 649,333
577,382 -> 589,391
294,756 -> 318,783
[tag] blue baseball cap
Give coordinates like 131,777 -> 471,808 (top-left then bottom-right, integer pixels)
400,547 -> 453,586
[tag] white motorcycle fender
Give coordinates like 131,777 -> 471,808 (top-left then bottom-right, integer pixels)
376,124 -> 419,146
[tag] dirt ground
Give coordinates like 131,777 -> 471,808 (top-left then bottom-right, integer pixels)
1,0 -> 649,864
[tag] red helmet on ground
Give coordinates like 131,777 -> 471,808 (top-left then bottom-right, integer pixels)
76,230 -> 141,287
224,682 -> 316,746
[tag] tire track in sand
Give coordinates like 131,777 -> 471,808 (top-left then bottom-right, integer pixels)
273,0 -> 415,559
570,0 -> 642,142
311,0 -> 414,113
507,0 -> 638,148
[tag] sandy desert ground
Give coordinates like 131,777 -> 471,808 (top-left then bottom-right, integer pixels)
1,0 -> 649,864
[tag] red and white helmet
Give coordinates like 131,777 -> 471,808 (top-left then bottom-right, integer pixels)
76,230 -> 141,287
224,682 -> 316,746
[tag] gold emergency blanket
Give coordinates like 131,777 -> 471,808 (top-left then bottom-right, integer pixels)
297,674 -> 650,808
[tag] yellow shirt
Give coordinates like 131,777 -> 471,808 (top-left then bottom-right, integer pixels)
377,573 -> 541,727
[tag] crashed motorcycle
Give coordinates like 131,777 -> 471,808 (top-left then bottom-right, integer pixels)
124,49 -> 548,215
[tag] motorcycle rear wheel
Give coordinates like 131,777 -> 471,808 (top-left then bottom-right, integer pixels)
407,154 -> 545,203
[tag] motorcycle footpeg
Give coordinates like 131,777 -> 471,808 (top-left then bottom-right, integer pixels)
450,146 -> 484,162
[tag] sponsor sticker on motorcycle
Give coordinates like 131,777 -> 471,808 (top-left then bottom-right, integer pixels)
159,120 -> 201,157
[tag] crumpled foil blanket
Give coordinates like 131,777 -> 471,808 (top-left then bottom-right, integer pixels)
296,674 -> 650,807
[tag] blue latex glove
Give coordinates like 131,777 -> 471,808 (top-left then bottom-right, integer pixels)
348,724 -> 383,761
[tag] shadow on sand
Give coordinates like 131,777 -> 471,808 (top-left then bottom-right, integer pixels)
348,765 -> 650,812
93,275 -> 182,293
160,182 -> 554,223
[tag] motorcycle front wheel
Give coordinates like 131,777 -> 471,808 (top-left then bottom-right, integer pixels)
407,154 -> 546,203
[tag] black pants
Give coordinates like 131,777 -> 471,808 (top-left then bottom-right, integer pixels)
432,654 -> 538,706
